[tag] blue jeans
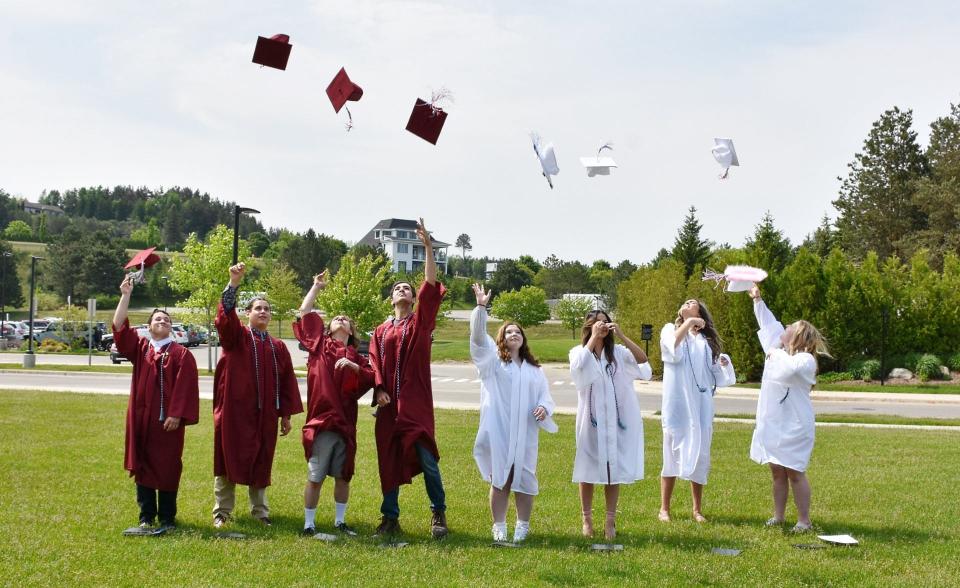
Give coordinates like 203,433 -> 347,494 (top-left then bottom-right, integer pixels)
380,443 -> 446,519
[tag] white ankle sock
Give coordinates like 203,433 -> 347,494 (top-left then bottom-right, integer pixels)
304,507 -> 316,529
335,502 -> 347,525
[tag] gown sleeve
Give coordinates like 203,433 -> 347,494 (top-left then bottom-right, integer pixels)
469,306 -> 498,378
754,299 -> 786,354
765,349 -> 818,387
569,345 -> 602,390
660,323 -> 686,364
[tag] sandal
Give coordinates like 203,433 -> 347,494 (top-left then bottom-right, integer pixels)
581,511 -> 594,537
658,510 -> 671,522
791,522 -> 813,533
692,511 -> 707,523
765,517 -> 785,527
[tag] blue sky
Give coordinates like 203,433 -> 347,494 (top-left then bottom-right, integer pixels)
2,1 -> 959,263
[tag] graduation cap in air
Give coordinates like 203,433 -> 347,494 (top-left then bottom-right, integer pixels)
405,89 -> 452,145
580,142 -> 617,177
702,265 -> 767,292
326,67 -> 364,131
124,247 -> 161,285
711,138 -> 739,179
252,34 -> 292,70
531,133 -> 559,189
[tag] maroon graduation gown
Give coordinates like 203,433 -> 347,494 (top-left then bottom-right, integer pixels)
114,319 -> 199,492
213,303 -> 303,488
369,281 -> 446,492
293,313 -> 375,482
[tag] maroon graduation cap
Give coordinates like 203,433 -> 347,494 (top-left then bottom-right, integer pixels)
326,67 -> 363,113
405,98 -> 448,145
124,247 -> 161,284
252,34 -> 292,70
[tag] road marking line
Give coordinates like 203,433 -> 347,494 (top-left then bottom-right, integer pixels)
440,378 -> 455,382
470,379 -> 480,384
553,381 -> 564,386
454,378 -> 470,383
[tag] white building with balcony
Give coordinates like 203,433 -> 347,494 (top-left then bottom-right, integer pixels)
358,218 -> 449,274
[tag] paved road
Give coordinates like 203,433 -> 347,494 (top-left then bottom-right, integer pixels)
3,363 -> 959,419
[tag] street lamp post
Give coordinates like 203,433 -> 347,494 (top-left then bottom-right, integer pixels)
24,255 -> 43,368
233,205 -> 261,265
1,251 -> 12,347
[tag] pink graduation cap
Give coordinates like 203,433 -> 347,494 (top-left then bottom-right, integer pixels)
702,265 -> 767,292
252,34 -> 292,70
531,132 -> 559,189
326,67 -> 364,130
405,88 -> 452,145
124,247 -> 161,284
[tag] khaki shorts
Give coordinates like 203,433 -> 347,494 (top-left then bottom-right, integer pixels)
307,431 -> 347,482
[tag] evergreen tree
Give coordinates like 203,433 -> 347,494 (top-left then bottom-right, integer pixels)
671,206 -> 711,280
833,106 -> 929,260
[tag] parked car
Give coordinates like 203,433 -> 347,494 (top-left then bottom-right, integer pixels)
175,323 -> 201,347
1,323 -> 22,344
33,321 -> 103,348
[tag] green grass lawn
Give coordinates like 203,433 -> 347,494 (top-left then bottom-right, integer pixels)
0,362 -> 132,373
738,382 -> 960,394
1,390 -> 958,586
714,412 -> 960,427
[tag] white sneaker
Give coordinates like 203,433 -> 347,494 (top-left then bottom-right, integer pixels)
492,522 -> 507,542
513,521 -> 530,543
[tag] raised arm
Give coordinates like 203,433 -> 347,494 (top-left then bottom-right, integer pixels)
674,316 -> 705,349
469,285 -> 497,376
216,263 -> 247,350
417,217 -> 436,286
112,276 -> 134,332
750,284 -> 785,353
299,271 -> 327,314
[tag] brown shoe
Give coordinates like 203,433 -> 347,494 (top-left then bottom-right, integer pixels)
374,516 -> 401,536
431,511 -> 448,539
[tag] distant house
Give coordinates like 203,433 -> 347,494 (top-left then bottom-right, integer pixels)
485,262 -> 498,280
22,202 -> 65,216
357,218 -> 449,274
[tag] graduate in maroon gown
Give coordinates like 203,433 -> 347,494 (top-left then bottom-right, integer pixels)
212,262 -> 303,528
293,270 -> 376,537
370,218 -> 449,539
113,276 -> 199,529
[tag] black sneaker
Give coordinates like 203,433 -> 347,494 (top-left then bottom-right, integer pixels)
374,516 -> 401,536
431,511 -> 449,539
159,520 -> 176,530
300,527 -> 317,537
335,522 -> 358,536
257,516 -> 273,527
213,515 -> 228,529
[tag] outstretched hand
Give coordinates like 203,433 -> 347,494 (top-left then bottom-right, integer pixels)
119,275 -> 134,296
472,283 -> 492,306
314,270 -> 328,289
229,263 -> 246,287
416,217 -> 432,247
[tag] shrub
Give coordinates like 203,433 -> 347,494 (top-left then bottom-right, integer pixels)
38,339 -> 69,353
947,353 -> 960,373
915,354 -> 942,383
818,371 -> 853,385
491,286 -> 551,327
859,359 -> 882,381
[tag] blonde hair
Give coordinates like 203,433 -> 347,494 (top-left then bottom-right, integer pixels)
785,320 -> 831,358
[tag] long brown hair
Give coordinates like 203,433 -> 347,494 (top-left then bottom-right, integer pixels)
325,315 -> 359,349
674,299 -> 723,362
495,322 -> 540,367
581,309 -> 616,368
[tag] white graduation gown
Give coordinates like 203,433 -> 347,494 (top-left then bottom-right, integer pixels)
750,300 -> 817,472
659,323 -> 736,485
569,343 -> 652,485
470,307 -> 557,495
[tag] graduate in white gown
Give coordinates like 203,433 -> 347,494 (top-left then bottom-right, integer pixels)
748,284 -> 829,533
470,284 -> 557,543
569,310 -> 652,540
659,299 -> 736,523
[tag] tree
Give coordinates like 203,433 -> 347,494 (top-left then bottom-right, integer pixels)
488,259 -> 534,295
671,206 -> 711,280
162,204 -> 184,249
315,253 -> 392,337
490,286 -> 551,327
35,212 -> 48,242
255,261 -> 302,338
129,219 -> 162,249
0,240 -> 24,308
744,211 -> 793,273
247,231 -> 271,257
534,261 -> 592,298
802,214 -> 836,259
554,296 -> 594,337
169,225 -> 250,372
43,227 -> 126,300
833,106 -> 929,260
517,255 -> 542,275
455,233 -> 472,259
3,220 -> 33,241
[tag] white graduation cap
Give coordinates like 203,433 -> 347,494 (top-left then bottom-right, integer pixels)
702,265 -> 767,292
818,534 -> 859,546
580,142 -> 617,177
711,137 -> 739,179
531,132 -> 559,189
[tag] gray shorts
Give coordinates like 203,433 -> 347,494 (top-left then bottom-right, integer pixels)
307,431 -> 347,482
